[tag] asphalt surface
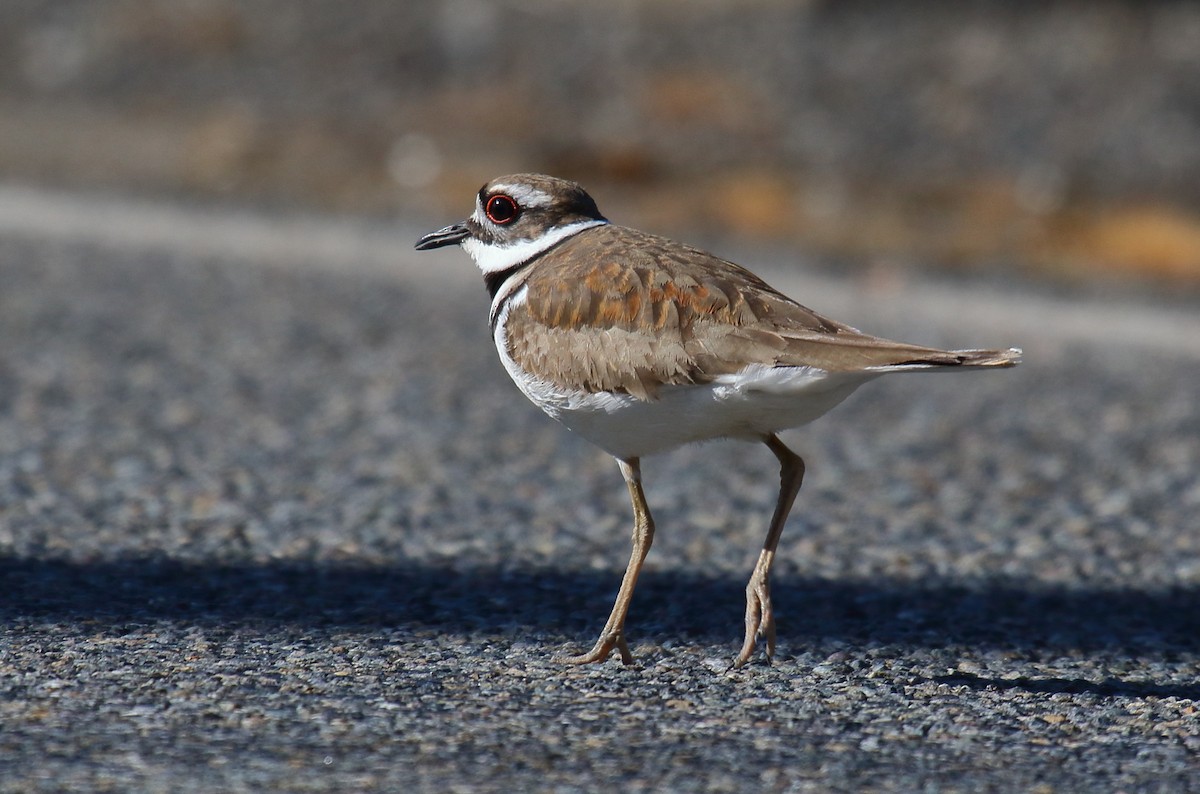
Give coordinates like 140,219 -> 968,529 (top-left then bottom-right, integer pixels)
1,189 -> 1199,792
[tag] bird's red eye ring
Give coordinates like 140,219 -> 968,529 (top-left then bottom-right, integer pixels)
485,194 -> 519,225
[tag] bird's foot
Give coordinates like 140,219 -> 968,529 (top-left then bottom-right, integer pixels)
562,628 -> 635,665
731,575 -> 775,669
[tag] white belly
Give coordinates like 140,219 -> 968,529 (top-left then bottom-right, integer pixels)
546,371 -> 869,459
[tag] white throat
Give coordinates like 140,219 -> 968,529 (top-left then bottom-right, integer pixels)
463,219 -> 607,274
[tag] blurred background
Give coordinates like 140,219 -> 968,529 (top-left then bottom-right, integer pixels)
2,0 -> 1199,286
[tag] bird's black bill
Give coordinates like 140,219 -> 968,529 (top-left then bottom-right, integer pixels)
415,223 -> 470,250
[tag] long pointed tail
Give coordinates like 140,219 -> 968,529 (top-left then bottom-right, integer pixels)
866,346 -> 1022,373
949,347 -> 1022,367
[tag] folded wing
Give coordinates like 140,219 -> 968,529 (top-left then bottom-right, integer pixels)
504,225 -> 1020,400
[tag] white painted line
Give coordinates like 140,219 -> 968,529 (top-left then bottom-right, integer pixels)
1,182 -> 1197,360
0,182 -> 474,287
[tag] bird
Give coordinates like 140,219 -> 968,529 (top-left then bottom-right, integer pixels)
415,173 -> 1020,668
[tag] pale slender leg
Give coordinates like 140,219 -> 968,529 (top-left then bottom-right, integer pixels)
565,457 -> 655,665
733,434 -> 806,668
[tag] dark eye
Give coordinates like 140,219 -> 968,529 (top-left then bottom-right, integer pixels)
485,194 -> 519,225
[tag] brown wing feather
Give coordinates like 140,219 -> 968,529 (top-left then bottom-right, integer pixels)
503,225 -> 1012,400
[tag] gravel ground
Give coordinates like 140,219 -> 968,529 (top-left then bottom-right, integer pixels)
0,196 -> 1198,791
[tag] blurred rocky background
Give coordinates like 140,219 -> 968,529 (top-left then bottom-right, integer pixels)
2,0 -> 1199,284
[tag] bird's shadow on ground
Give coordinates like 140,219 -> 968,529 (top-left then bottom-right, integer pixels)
3,556 -> 1197,697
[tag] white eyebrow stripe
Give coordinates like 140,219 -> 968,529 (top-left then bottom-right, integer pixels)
472,184 -> 554,225
490,183 -> 554,209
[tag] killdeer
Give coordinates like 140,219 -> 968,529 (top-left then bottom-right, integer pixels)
416,174 -> 1020,668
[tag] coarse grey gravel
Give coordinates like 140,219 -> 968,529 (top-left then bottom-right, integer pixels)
1,195 -> 1198,792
